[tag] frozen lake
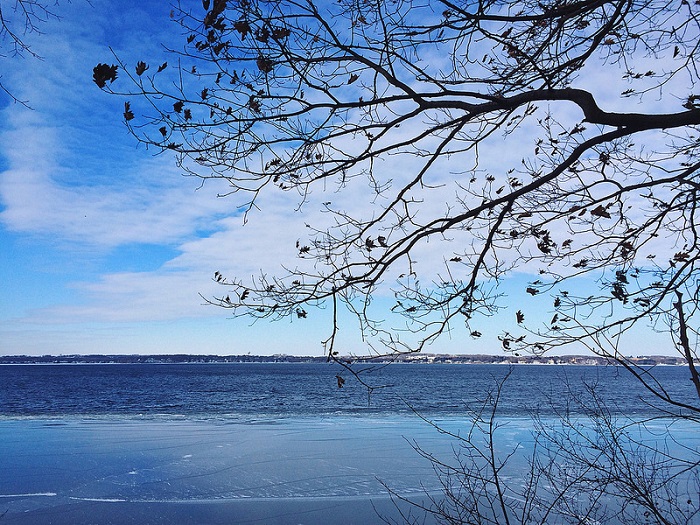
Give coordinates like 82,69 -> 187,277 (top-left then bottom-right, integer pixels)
1,364 -> 698,523
0,417 -> 475,524
3,416 -> 698,524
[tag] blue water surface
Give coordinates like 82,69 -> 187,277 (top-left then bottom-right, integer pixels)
1,363 -> 697,419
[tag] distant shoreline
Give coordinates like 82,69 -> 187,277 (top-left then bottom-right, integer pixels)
0,353 -> 686,366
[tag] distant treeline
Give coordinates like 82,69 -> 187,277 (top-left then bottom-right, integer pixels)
0,353 -> 687,366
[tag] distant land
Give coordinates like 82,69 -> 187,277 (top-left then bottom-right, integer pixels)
0,353 -> 687,366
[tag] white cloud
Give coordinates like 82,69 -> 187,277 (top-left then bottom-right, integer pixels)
0,1 -> 240,250
0,116 -> 236,247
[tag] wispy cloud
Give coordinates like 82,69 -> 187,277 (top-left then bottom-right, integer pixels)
0,3 -> 235,248
0,1 -> 243,339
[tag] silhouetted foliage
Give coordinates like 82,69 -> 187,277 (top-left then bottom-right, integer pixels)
92,63 -> 118,88
97,0 -> 700,374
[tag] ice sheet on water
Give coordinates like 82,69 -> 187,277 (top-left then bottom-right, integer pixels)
1,416 -> 698,524
0,418 -> 452,503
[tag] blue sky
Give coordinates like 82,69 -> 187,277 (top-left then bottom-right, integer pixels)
0,0 -> 322,356
0,0 -> 676,357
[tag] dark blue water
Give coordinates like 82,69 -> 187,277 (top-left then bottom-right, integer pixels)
0,363 -> 697,419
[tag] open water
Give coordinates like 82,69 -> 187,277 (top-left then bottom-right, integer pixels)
1,362 -> 697,419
